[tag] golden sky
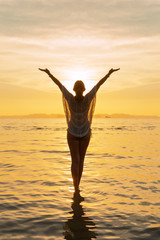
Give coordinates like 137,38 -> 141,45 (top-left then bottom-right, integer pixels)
0,0 -> 160,116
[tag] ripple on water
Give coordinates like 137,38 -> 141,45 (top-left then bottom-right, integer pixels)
0,216 -> 63,239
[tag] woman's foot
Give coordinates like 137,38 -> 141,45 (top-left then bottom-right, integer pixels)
73,189 -> 84,202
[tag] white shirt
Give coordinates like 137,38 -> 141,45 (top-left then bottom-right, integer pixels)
62,85 -> 97,137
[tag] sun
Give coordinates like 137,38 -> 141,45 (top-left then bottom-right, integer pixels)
62,67 -> 96,94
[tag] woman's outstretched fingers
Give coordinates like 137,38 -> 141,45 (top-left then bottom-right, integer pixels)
39,68 -> 50,74
39,68 -> 47,72
109,68 -> 120,75
114,68 -> 120,71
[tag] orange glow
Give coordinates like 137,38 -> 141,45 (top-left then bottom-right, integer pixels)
62,67 -> 96,94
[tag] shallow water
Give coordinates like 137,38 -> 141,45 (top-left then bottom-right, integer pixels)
0,118 -> 160,240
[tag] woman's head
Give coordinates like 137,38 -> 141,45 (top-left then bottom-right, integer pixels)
73,80 -> 86,93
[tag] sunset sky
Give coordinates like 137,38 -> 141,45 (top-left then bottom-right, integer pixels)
0,0 -> 160,116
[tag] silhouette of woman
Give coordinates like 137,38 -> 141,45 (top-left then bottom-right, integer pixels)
39,67 -> 120,198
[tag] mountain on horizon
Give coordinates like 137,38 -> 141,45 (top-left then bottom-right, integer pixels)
0,113 -> 159,118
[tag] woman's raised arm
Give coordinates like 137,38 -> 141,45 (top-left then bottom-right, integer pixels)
96,68 -> 120,90
39,68 -> 62,90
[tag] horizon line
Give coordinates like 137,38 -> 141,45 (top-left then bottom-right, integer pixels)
0,113 -> 159,119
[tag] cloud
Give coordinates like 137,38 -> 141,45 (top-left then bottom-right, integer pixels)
0,0 -> 160,39
0,0 -> 160,94
0,0 -> 160,115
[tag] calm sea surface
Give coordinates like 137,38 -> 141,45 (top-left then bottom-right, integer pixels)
0,118 -> 160,240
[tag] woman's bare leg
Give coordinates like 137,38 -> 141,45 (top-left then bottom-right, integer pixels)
78,131 -> 91,185
67,136 -> 80,192
67,131 -> 91,193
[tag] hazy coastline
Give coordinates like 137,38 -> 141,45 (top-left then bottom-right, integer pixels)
0,113 -> 159,119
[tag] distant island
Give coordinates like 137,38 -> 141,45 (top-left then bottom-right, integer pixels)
0,113 -> 159,118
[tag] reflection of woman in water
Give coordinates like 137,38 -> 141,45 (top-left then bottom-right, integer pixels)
63,199 -> 97,239
39,67 -> 120,198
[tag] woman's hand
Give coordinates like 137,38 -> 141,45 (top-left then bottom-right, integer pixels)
39,68 -> 62,89
108,68 -> 120,75
39,68 -> 50,75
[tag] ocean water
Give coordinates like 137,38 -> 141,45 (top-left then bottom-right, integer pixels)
0,117 -> 160,240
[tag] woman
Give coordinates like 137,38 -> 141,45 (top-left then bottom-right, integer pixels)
39,67 -> 120,198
